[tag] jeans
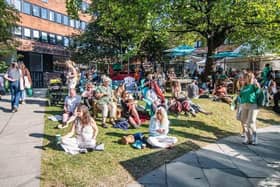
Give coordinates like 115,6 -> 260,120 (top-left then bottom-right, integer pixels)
10,81 -> 20,109
20,89 -> 26,101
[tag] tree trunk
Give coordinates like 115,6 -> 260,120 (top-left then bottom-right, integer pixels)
203,37 -> 215,81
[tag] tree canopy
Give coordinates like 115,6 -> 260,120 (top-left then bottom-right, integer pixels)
67,0 -> 280,75
0,0 -> 19,59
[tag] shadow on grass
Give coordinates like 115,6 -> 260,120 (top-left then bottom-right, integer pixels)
29,133 -> 61,151
120,140 -> 200,180
170,119 -> 235,139
257,118 -> 280,126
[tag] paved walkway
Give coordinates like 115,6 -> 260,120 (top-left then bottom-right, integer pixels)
129,125 -> 280,187
0,89 -> 47,187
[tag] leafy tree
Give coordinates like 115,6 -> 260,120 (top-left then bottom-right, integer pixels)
166,0 -> 280,76
0,1 -> 19,58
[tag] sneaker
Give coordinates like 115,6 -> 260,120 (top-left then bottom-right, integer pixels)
12,108 -> 18,113
102,123 -> 108,128
22,101 -> 26,105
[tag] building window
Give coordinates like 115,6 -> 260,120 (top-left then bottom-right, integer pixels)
41,8 -> 48,19
49,34 -> 56,44
56,13 -> 62,23
13,0 -> 21,11
75,20 -> 80,29
63,15 -> 69,25
81,2 -> 89,12
32,30 -> 40,40
5,0 -> 11,5
23,1 -> 31,14
41,32 -> 48,42
56,35 -> 63,45
49,10 -> 55,21
32,4 -> 40,17
23,28 -> 31,38
69,19 -> 75,27
81,21 -> 86,30
64,37 -> 69,47
14,26 -> 22,36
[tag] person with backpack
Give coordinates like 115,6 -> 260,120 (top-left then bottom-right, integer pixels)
239,72 -> 261,145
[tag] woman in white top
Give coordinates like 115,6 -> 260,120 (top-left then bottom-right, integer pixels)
147,107 -> 177,148
61,104 -> 99,155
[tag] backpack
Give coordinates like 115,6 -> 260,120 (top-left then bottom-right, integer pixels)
113,120 -> 130,130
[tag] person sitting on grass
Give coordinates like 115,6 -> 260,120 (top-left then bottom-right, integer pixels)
147,107 -> 177,148
213,81 -> 232,104
121,91 -> 141,128
58,88 -> 81,129
145,82 -> 164,112
81,82 -> 95,110
61,104 -> 98,155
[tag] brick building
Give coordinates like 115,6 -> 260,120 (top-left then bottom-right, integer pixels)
6,0 -> 91,87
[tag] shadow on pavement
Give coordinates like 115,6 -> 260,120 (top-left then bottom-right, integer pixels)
121,131 -> 280,187
0,106 -> 11,113
26,99 -> 47,107
29,133 -> 61,151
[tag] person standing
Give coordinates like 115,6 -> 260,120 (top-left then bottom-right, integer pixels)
4,62 -> 21,112
18,62 -> 32,104
240,72 -> 260,145
66,60 -> 78,92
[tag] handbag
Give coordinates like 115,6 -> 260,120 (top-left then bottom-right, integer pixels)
24,76 -> 31,89
26,87 -> 33,97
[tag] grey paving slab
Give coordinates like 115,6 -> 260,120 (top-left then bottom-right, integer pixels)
174,151 -> 200,166
0,173 -> 40,187
196,148 -> 236,169
138,165 -> 166,185
0,90 -> 46,187
232,155 -> 280,178
203,168 -> 253,187
136,126 -> 280,187
167,161 -> 209,187
249,178 -> 280,187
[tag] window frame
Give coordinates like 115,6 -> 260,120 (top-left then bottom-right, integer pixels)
32,29 -> 40,41
22,1 -> 31,15
49,10 -> 55,21
41,31 -> 48,43
23,28 -> 31,39
49,33 -> 56,45
56,12 -> 62,24
14,26 -> 22,36
41,7 -> 48,19
32,4 -> 40,17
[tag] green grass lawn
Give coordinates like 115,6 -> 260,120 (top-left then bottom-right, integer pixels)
41,99 -> 280,187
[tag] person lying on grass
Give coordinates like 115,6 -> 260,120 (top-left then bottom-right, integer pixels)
60,104 -> 99,155
147,107 -> 177,148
